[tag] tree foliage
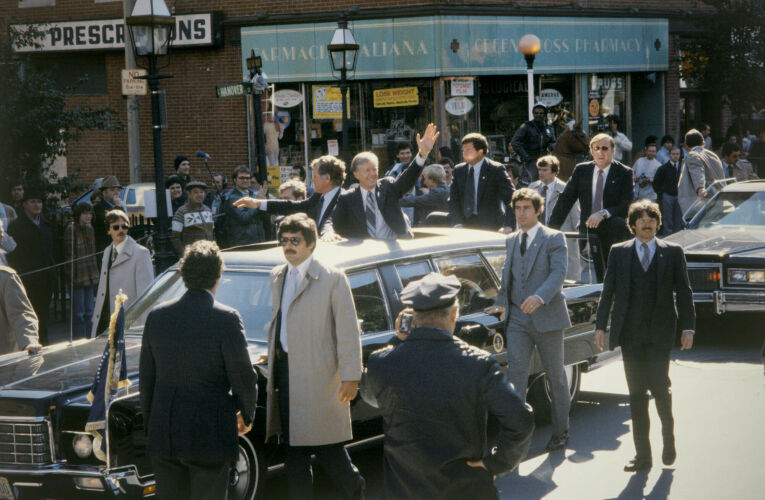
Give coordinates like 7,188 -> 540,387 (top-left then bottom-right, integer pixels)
680,0 -> 765,116
0,25 -> 122,191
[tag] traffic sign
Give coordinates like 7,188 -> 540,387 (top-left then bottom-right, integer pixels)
215,82 -> 252,98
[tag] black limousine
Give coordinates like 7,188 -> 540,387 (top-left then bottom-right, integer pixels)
668,180 -> 765,314
0,228 -> 616,499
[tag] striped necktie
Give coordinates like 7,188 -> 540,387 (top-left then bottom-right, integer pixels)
640,243 -> 650,271
365,190 -> 377,238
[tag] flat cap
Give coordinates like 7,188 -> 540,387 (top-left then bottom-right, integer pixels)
400,272 -> 461,311
184,180 -> 207,191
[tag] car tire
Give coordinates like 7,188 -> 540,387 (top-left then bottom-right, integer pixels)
229,435 -> 265,500
527,364 -> 581,424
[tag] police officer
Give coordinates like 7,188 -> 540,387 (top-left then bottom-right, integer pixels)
361,273 -> 534,500
511,103 -> 556,183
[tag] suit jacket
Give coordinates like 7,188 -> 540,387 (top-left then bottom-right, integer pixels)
548,160 -> 634,230
91,236 -> 154,337
653,160 -> 683,198
495,225 -> 572,332
0,266 -> 39,354
264,188 -> 343,233
399,183 -> 449,225
448,157 -> 515,229
7,213 -> 57,295
324,158 -> 423,238
732,159 -> 758,182
139,289 -> 258,462
595,239 -> 695,350
677,146 -> 724,214
265,257 -> 362,446
361,327 -> 534,500
528,178 -> 579,231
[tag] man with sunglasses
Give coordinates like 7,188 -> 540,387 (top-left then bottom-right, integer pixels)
262,213 -> 364,499
221,166 -> 268,247
548,133 -> 634,281
91,210 -> 153,337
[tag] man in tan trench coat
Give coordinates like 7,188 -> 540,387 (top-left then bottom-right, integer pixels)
264,213 -> 364,499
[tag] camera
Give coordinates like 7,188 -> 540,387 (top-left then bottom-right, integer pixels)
399,313 -> 413,334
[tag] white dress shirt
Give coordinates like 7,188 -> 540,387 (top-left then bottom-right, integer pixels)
318,186 -> 340,223
361,187 -> 397,240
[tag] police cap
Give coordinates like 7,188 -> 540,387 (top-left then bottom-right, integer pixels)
400,272 -> 461,311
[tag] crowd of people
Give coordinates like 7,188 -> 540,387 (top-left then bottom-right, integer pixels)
1,113 -> 763,498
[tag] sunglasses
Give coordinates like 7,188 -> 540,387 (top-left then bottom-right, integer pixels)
279,236 -> 303,246
111,224 -> 129,231
591,145 -> 612,152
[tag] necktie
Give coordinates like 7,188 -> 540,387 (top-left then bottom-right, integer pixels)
280,267 -> 300,352
593,169 -> 604,213
109,247 -> 117,269
520,232 -> 528,256
464,165 -> 476,218
640,243 -> 650,271
541,185 -> 549,225
365,190 -> 377,238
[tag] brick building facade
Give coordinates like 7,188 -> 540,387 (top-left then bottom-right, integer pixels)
4,0 -> 714,189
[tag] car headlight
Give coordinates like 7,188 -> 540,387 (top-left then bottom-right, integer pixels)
728,269 -> 765,284
72,434 -> 93,458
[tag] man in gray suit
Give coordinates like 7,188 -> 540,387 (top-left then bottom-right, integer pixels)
528,155 -> 581,282
486,187 -> 572,452
677,128 -> 725,214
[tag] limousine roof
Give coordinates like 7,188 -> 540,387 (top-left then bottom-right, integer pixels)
220,227 -> 508,271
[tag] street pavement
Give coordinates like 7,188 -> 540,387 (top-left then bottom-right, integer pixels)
263,314 -> 764,500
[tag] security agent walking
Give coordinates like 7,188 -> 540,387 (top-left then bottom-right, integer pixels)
362,273 -> 534,500
139,241 -> 258,499
595,200 -> 695,472
511,103 -> 556,182
485,188 -> 572,452
548,132 -> 634,282
263,213 -> 364,499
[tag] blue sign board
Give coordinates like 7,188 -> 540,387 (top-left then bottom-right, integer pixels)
241,16 -> 668,82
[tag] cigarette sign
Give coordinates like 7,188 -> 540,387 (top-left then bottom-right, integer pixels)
372,87 -> 419,108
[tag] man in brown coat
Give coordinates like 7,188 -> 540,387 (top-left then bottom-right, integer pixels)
263,213 -> 364,500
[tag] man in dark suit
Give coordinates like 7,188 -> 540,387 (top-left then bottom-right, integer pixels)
234,155 -> 347,235
7,187 -> 57,345
139,241 -> 258,499
595,200 -> 695,473
653,146 -> 684,235
548,132 -> 634,281
362,273 -> 534,500
448,133 -> 515,232
323,124 -> 438,240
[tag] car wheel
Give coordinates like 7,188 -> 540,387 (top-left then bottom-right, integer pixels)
229,435 -> 265,500
527,364 -> 581,424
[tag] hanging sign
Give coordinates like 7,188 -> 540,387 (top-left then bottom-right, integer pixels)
539,88 -> 563,107
373,87 -> 419,108
451,79 -> 474,96
273,89 -> 303,108
445,97 -> 474,116
312,86 -> 350,119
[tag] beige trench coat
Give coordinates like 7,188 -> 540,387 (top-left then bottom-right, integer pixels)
91,236 -> 154,337
265,257 -> 362,446
678,146 -> 725,214
0,266 -> 39,354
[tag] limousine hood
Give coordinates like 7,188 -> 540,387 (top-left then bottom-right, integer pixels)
0,336 -> 269,395
665,228 -> 765,259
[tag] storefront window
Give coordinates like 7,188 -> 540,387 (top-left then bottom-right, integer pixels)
441,77 -> 479,164
587,73 -> 627,136
360,79 -> 434,171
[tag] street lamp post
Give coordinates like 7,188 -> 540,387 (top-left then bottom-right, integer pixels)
246,49 -> 268,184
126,0 -> 175,273
519,34 -> 541,121
327,20 -> 359,167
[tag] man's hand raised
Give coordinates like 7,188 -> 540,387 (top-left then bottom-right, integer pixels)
416,123 -> 439,158
233,197 -> 262,209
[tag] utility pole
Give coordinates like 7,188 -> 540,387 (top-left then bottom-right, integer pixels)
124,0 -> 142,183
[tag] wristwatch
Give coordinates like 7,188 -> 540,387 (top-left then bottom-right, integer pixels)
599,209 -> 609,218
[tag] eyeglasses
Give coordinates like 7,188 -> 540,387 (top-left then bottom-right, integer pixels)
111,224 -> 129,231
591,145 -> 613,152
279,236 -> 303,246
